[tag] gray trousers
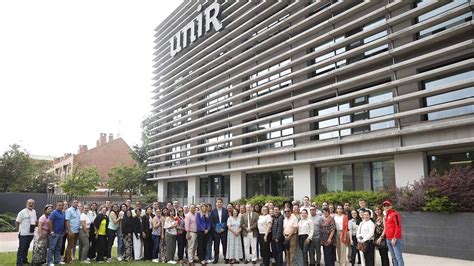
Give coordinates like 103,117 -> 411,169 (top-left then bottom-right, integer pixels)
310,237 -> 321,265
78,230 -> 90,262
165,233 -> 177,261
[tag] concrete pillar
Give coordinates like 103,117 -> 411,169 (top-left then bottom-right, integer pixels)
293,164 -> 315,201
188,177 -> 200,205
394,152 -> 428,187
230,171 -> 245,201
157,180 -> 167,203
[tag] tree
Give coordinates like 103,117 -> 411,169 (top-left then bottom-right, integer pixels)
60,166 -> 100,196
23,159 -> 59,193
0,144 -> 33,192
108,164 -> 145,199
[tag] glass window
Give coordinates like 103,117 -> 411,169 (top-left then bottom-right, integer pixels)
317,160 -> 395,194
167,181 -> 188,200
247,59 -> 293,99
423,70 -> 474,121
416,0 -> 472,39
243,115 -> 294,152
428,151 -> 473,175
246,170 -> 293,197
200,175 -> 230,197
201,85 -> 233,116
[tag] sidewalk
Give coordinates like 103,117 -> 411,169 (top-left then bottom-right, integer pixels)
1,232 -> 472,265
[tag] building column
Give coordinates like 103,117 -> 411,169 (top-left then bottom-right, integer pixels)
187,177 -> 200,205
230,171 -> 245,201
157,180 -> 167,203
394,152 -> 428,187
293,164 -> 315,201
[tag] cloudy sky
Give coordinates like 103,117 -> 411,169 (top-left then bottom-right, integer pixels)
0,0 -> 182,157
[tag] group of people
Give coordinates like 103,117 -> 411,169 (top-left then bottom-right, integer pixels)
15,196 -> 404,266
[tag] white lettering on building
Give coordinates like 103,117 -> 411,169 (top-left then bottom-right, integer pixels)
169,2 -> 223,57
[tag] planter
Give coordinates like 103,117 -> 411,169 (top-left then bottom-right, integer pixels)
401,211 -> 474,261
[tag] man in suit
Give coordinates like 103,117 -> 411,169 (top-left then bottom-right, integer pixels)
210,198 -> 229,264
240,203 -> 259,264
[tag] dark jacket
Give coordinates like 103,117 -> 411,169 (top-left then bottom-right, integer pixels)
272,213 -> 284,241
122,215 -> 134,234
210,207 -> 229,232
142,215 -> 153,237
132,216 -> 144,238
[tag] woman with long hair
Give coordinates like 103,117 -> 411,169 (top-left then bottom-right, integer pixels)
32,204 -> 52,265
106,204 -> 121,262
132,208 -> 144,260
197,203 -> 211,265
117,203 -> 127,261
160,208 -> 170,262
93,206 -> 109,262
374,206 -> 389,266
357,210 -> 375,266
335,205 -> 350,265
176,207 -> 187,263
87,202 -> 98,260
164,208 -> 178,263
151,206 -> 162,263
297,209 -> 313,266
143,206 -> 154,260
349,209 -> 362,266
257,206 -> 272,266
121,209 -> 134,261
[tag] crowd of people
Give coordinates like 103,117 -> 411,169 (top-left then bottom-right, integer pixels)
15,196 -> 404,266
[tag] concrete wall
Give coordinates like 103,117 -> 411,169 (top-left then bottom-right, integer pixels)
401,211 -> 474,261
394,152 -> 427,187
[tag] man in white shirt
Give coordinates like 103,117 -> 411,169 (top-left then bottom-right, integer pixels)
16,199 -> 37,265
357,199 -> 374,218
309,206 -> 323,265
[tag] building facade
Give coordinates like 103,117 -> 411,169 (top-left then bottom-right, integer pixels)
52,133 -> 136,195
148,0 -> 474,203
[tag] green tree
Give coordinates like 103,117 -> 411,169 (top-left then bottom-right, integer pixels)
0,144 -> 33,192
130,116 -> 156,195
23,159 -> 59,193
60,166 -> 100,196
108,164 -> 145,199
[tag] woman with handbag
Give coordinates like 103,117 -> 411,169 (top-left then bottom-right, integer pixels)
374,206 -> 390,266
356,210 -> 375,266
297,209 -> 314,266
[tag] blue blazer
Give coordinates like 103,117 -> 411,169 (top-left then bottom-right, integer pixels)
210,207 -> 229,232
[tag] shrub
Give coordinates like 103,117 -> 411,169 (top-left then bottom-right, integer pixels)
141,192 -> 157,206
231,195 -> 289,207
0,218 -> 15,232
312,191 -> 388,209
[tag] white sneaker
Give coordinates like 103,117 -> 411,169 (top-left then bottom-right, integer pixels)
168,260 -> 177,264
85,258 -> 90,262
206,259 -> 213,263
59,262 -> 66,265
152,258 -> 160,263
106,258 -> 112,263
117,256 -> 123,262
48,264 -> 54,266
82,261 -> 91,264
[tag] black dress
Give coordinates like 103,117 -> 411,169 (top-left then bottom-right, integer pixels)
143,215 -> 154,260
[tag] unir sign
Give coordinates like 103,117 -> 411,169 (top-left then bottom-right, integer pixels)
169,2 -> 223,57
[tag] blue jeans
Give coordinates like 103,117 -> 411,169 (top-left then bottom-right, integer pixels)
17,234 -> 34,265
152,235 -> 161,260
386,239 -> 404,266
48,234 -> 64,264
117,228 -> 123,257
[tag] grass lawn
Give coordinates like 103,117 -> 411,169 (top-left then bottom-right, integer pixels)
0,251 -> 169,265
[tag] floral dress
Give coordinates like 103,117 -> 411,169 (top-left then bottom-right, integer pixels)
226,216 -> 243,260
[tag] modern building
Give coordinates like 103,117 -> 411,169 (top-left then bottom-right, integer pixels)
52,133 -> 136,195
148,0 -> 474,204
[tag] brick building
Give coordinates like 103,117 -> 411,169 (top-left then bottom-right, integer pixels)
52,133 -> 136,195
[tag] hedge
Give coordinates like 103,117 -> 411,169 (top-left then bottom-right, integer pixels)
231,195 -> 288,207
312,191 -> 389,208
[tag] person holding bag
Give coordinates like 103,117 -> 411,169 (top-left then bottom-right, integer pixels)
297,209 -> 314,266
374,206 -> 389,266
357,210 -> 375,266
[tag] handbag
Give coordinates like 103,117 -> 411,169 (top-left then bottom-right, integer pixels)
357,242 -> 366,252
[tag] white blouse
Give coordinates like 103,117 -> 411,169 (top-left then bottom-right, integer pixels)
257,214 -> 272,234
357,219 -> 375,243
297,217 -> 314,239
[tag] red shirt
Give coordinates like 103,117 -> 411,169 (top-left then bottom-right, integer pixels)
385,209 -> 402,240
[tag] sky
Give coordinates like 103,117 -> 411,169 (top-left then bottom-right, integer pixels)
0,0 -> 182,157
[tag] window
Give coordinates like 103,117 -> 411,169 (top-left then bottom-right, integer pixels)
416,0 -> 472,39
317,160 -> 395,193
428,151 -> 473,175
246,170 -> 293,197
199,175 -> 230,198
313,87 -> 395,140
198,129 -> 233,160
166,103 -> 192,129
243,115 -> 294,152
166,143 -> 191,166
245,59 -> 292,99
312,18 -> 388,76
201,85 -> 233,116
422,69 -> 474,121
167,181 -> 188,201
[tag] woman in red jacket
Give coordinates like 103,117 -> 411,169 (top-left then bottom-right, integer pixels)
383,200 -> 404,266
334,205 -> 350,265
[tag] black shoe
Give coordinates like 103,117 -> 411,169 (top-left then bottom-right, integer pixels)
244,260 -> 249,264
213,260 -> 219,264
225,259 -> 230,264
